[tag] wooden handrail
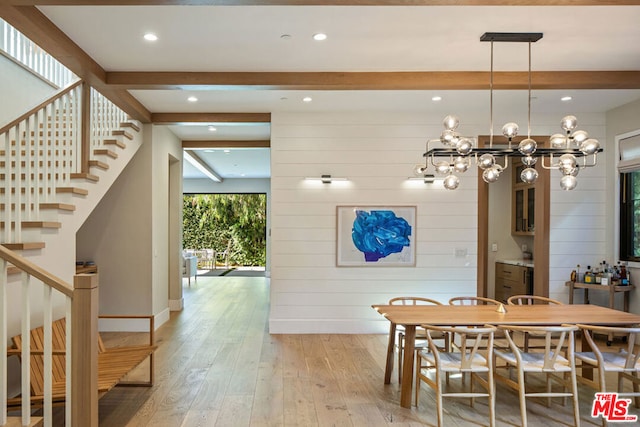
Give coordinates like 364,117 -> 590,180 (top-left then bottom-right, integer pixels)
0,245 -> 73,297
0,79 -> 83,135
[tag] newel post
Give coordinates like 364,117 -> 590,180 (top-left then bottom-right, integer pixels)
71,273 -> 99,427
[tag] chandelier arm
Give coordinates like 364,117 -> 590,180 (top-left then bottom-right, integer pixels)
539,155 -> 557,170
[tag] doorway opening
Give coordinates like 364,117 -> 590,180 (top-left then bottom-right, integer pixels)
182,193 -> 267,277
477,135 -> 550,299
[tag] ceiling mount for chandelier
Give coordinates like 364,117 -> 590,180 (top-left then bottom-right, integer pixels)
415,32 -> 602,191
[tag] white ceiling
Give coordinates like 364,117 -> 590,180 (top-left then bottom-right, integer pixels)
31,4 -> 640,180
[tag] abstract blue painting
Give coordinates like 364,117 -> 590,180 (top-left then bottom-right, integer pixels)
336,206 -> 416,266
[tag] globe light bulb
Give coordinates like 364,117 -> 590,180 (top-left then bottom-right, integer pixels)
518,138 -> 537,156
571,130 -> 589,145
550,133 -> 567,148
520,167 -> 539,184
558,153 -> 577,175
580,138 -> 600,155
443,174 -> 460,190
443,115 -> 460,131
456,137 -> 473,156
522,155 -> 537,166
435,160 -> 452,175
502,122 -> 519,139
560,174 -> 578,191
478,153 -> 495,170
561,115 -> 578,132
482,165 -> 502,183
453,156 -> 470,173
440,129 -> 459,146
413,164 -> 427,176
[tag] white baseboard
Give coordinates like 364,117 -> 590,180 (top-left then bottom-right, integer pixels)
169,298 -> 184,311
99,307 -> 171,332
268,319 -> 388,334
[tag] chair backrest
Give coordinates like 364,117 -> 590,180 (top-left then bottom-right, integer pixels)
422,324 -> 495,369
389,296 -> 442,306
498,324 -> 577,370
507,295 -> 562,305
577,324 -> 640,370
449,296 -> 501,306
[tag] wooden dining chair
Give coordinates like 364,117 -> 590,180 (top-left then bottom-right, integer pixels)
388,297 -> 449,384
507,295 -> 564,351
415,324 -> 496,427
448,296 -> 502,306
494,324 -> 581,427
575,324 -> 640,426
449,296 -> 508,353
507,295 -> 563,306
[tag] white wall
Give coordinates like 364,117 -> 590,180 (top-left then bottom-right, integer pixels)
606,98 -> 640,314
77,124 -> 182,329
268,110 -> 609,334
0,54 -> 57,126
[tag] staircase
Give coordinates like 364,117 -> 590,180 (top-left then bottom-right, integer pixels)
1,81 -> 143,427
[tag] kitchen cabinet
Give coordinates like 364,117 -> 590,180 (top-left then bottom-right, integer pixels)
512,161 -> 535,236
495,261 -> 533,303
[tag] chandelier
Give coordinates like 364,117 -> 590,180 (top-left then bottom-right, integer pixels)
416,32 -> 602,191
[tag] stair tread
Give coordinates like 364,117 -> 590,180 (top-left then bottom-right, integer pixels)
56,187 -> 89,196
5,416 -> 44,427
112,129 -> 133,140
0,221 -> 61,229
2,242 -> 46,250
121,121 -> 141,132
89,159 -> 110,170
71,172 -> 100,182
104,139 -> 126,149
39,202 -> 76,211
93,149 -> 118,159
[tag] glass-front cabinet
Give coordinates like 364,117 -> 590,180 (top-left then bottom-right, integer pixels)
512,160 -> 535,235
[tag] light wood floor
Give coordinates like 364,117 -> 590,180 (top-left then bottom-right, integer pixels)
69,276 -> 639,426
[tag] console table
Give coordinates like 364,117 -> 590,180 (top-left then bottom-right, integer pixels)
565,281 -> 635,345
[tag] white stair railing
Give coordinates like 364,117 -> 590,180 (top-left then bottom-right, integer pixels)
0,18 -> 76,89
91,88 -> 129,149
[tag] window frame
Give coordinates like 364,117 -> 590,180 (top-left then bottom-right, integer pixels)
617,129 -> 640,267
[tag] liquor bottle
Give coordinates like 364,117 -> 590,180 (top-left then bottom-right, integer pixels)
620,262 -> 629,285
584,265 -> 594,284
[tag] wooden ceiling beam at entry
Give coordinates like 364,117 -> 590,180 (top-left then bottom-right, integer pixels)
6,1 -> 640,6
108,71 -> 640,91
182,140 -> 270,148
151,113 -> 271,124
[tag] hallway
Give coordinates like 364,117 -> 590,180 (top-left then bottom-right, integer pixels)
93,276 -> 614,426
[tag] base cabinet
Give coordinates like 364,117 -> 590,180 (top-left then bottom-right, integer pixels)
495,262 -> 533,303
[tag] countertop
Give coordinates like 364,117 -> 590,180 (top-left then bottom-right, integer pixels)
497,259 -> 534,268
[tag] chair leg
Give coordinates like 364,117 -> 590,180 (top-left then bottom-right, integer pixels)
516,367 -> 528,427
569,367 -> 581,427
435,368 -> 444,427
397,333 -> 404,384
488,371 -> 496,427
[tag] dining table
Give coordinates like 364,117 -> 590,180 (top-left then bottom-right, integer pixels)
372,303 -> 640,408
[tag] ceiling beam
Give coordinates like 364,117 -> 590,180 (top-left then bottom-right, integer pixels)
182,140 -> 270,148
183,150 -> 223,183
6,1 -> 640,5
109,71 -> 640,91
0,5 -> 152,122
151,113 -> 271,124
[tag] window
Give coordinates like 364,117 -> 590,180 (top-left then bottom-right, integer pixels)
620,171 -> 640,261
618,131 -> 640,262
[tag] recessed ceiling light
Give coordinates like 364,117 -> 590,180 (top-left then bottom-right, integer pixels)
187,96 -> 198,102
280,34 -> 292,40
143,33 -> 158,42
223,150 -> 231,154
432,96 -> 442,102
561,96 -> 573,102
313,33 -> 327,41
208,126 -> 217,132
204,149 -> 214,153
303,96 -> 312,103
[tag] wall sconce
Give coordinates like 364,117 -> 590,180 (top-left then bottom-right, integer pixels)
304,174 -> 348,184
408,174 -> 437,184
